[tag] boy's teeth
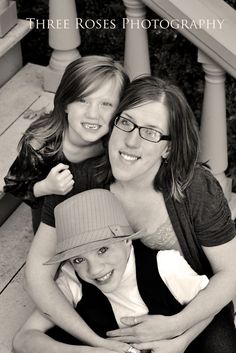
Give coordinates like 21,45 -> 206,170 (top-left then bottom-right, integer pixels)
121,152 -> 139,161
96,271 -> 112,282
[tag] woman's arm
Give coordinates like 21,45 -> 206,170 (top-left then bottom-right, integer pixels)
132,316 -> 213,353
174,237 -> 236,334
107,237 -> 236,341
25,222 -> 131,351
13,310 -> 123,353
25,222 -> 103,345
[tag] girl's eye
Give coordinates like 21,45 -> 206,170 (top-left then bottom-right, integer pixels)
97,247 -> 108,255
101,102 -> 113,108
73,257 -> 85,264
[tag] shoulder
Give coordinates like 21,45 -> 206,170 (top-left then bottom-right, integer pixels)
185,164 -> 224,200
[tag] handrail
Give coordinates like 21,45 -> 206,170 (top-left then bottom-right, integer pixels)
141,0 -> 236,78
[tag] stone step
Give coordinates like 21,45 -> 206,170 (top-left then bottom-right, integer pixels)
0,63 -> 54,221
0,203 -> 34,353
0,19 -> 32,87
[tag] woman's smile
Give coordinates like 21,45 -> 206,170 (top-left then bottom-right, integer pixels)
119,151 -> 141,162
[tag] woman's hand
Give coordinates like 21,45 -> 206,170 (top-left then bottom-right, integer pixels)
106,314 -> 180,343
133,335 -> 187,353
34,163 -> 74,197
99,338 -> 140,353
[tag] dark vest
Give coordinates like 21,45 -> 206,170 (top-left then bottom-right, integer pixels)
46,240 -> 183,344
76,240 -> 183,338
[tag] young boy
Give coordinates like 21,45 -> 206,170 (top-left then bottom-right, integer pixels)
13,189 -> 209,353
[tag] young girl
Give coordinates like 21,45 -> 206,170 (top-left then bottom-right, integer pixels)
4,55 -> 129,232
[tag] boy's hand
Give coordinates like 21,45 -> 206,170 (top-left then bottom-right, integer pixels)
42,163 -> 74,196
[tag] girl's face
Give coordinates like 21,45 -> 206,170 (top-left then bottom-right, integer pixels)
109,101 -> 170,185
66,79 -> 120,145
71,241 -> 131,293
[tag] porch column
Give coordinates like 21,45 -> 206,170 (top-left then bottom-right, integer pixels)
198,50 -> 234,205
122,0 -> 151,79
0,0 -> 17,38
44,0 -> 81,92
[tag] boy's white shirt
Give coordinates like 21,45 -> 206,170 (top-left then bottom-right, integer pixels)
57,246 -> 209,328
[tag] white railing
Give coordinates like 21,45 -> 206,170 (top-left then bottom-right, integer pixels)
45,0 -> 236,217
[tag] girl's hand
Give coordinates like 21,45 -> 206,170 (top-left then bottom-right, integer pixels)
35,163 -> 74,196
106,315 -> 180,343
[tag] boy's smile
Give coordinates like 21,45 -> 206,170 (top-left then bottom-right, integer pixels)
71,241 -> 131,293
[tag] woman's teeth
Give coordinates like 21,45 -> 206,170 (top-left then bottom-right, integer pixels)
96,271 -> 113,282
120,152 -> 139,161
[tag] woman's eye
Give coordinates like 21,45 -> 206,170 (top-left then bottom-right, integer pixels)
121,118 -> 131,126
97,247 -> 108,255
145,129 -> 158,138
73,257 -> 84,264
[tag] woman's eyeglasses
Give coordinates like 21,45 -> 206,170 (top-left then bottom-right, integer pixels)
114,115 -> 171,143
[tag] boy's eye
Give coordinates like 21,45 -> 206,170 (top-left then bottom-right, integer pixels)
78,98 -> 87,104
100,101 -> 113,108
73,257 -> 85,264
97,247 -> 108,255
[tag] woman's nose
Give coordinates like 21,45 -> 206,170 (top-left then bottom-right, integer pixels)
125,128 -> 141,148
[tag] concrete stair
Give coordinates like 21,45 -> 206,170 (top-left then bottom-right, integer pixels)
0,63 -> 54,352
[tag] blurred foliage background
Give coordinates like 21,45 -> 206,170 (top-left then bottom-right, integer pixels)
16,0 -> 236,189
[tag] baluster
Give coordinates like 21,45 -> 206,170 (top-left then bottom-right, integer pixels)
198,50 -> 233,203
122,0 -> 150,79
0,0 -> 17,38
44,0 -> 81,92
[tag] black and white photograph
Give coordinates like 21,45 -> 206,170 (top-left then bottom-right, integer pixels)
0,1 -> 236,352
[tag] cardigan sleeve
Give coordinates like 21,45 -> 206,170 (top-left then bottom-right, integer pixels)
186,166 -> 235,247
3,140 -> 46,208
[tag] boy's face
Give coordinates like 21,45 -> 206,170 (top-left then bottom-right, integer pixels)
70,240 -> 131,293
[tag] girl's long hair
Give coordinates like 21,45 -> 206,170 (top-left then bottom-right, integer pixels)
19,55 -> 129,158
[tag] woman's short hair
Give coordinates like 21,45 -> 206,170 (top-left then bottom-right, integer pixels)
109,75 -> 200,201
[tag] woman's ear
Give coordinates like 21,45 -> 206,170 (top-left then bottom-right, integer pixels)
162,142 -> 171,159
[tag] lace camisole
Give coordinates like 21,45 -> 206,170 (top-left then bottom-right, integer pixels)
141,218 -> 182,253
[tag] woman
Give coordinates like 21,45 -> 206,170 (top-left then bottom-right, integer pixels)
4,55 -> 129,232
25,76 -> 236,352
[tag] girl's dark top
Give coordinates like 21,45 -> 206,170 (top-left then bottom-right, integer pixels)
4,139 -> 69,209
41,158 -> 235,276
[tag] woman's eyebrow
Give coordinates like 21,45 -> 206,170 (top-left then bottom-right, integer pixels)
121,113 -> 164,131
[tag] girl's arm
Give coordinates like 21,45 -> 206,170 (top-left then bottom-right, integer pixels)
24,222 -> 130,352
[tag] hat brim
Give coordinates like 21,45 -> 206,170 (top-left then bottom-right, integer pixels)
45,228 -> 146,265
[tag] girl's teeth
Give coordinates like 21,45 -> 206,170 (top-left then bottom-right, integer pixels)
121,152 -> 139,161
83,123 -> 99,130
96,271 -> 112,282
